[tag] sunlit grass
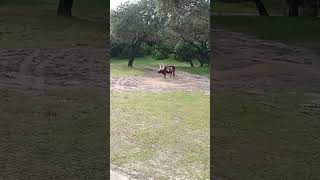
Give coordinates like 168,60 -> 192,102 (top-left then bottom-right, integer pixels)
111,91 -> 210,179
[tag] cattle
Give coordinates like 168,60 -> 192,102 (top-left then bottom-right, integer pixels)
158,63 -> 175,79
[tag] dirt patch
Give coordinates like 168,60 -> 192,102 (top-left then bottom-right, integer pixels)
0,47 -> 108,93
111,69 -> 210,94
0,47 -> 109,179
213,28 -> 320,93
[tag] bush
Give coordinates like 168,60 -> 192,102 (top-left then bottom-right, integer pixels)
110,43 -> 125,58
174,41 -> 196,62
151,43 -> 172,60
152,51 -> 169,60
141,45 -> 153,55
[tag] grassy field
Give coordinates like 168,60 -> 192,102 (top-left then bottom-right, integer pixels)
0,89 -> 108,178
0,0 -> 106,48
214,16 -> 320,45
111,56 -> 210,77
213,92 -> 320,179
111,55 -> 209,178
111,91 -> 210,179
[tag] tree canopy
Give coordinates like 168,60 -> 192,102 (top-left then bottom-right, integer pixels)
111,0 -> 210,67
111,0 -> 166,66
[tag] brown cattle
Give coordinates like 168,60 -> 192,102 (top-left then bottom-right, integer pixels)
158,63 -> 175,79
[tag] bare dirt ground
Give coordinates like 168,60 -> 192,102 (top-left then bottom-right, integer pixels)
111,68 -> 210,94
0,47 -> 108,93
0,47 -> 109,179
213,28 -> 320,94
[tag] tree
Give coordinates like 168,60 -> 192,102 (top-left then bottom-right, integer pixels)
286,0 -> 301,16
252,0 -> 269,16
111,0 -> 165,67
152,43 -> 172,60
300,0 -> 320,16
174,41 -> 197,67
57,0 -> 74,17
158,0 -> 210,66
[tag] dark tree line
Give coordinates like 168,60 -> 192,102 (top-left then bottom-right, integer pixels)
219,0 -> 320,17
57,0 -> 74,17
220,0 -> 269,16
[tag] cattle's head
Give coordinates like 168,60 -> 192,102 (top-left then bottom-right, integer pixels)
158,63 -> 165,74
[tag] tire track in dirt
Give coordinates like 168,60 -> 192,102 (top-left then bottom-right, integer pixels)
0,47 -> 108,93
16,49 -> 44,90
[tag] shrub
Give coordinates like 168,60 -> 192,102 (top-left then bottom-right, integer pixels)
174,41 -> 196,62
152,51 -> 169,60
151,43 -> 172,60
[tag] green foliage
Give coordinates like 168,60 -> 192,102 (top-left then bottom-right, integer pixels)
111,43 -> 125,57
111,43 -> 152,58
151,43 -> 172,60
141,45 -> 153,56
152,51 -> 170,60
174,41 -> 197,62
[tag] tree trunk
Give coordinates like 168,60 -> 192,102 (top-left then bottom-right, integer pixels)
312,0 -> 319,17
190,61 -> 194,67
200,61 -> 204,67
252,0 -> 269,16
287,0 -> 300,16
128,55 -> 135,67
57,0 -> 74,17
127,40 -> 142,67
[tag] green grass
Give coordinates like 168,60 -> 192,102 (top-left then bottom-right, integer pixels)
111,56 -> 209,77
111,91 -> 210,179
0,1 -> 106,48
213,92 -> 320,179
214,16 -> 320,44
0,89 -> 108,179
